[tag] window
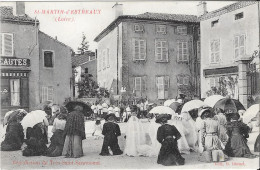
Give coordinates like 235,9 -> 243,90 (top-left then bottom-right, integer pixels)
133,38 -> 146,61
44,51 -> 54,68
0,33 -> 14,56
155,39 -> 168,62
102,50 -> 106,69
10,79 -> 20,106
98,53 -> 102,71
41,86 -> 54,102
209,77 -> 219,88
176,26 -> 187,35
210,39 -> 220,63
156,25 -> 166,34
177,41 -> 188,62
177,75 -> 189,86
211,19 -> 219,27
134,24 -> 144,32
133,76 -> 146,97
234,34 -> 245,59
235,12 -> 243,20
156,76 -> 169,99
106,48 -> 110,68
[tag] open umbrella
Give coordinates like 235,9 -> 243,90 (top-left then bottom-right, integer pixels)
181,100 -> 205,112
149,106 -> 176,116
213,98 -> 245,114
65,101 -> 93,117
204,95 -> 224,108
168,102 -> 180,112
164,99 -> 175,107
242,104 -> 259,124
21,110 -> 48,130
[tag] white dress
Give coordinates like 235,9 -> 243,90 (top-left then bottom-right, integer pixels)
124,116 -> 147,156
181,112 -> 198,151
147,117 -> 161,157
168,115 -> 190,154
93,123 -> 103,139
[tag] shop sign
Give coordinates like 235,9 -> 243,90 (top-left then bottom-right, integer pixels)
0,57 -> 30,67
1,72 -> 29,77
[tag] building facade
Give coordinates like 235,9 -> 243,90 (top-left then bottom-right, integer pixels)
0,4 -> 72,117
200,1 -> 260,108
94,5 -> 200,104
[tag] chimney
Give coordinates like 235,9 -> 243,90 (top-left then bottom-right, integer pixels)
112,2 -> 123,19
16,2 -> 25,16
197,1 -> 207,17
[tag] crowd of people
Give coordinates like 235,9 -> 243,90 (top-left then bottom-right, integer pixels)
0,96 -> 259,167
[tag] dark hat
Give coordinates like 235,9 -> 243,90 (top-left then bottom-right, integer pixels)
231,113 -> 240,120
105,113 -> 117,121
155,114 -> 170,123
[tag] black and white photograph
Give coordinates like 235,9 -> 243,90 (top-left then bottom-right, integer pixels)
0,1 -> 259,169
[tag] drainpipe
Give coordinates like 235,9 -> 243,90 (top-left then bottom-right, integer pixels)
116,23 -> 119,95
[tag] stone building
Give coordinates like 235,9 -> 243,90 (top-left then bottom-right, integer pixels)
199,1 -> 260,108
94,3 -> 200,104
1,3 -> 73,117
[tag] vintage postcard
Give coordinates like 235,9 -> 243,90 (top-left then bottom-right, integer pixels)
0,1 -> 259,169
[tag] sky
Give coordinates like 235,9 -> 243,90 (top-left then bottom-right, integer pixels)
1,1 -> 236,52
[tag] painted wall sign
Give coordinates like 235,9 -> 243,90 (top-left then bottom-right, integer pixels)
0,57 -> 30,67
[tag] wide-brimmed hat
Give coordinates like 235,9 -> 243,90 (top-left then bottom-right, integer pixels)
155,114 -> 171,123
105,113 -> 117,121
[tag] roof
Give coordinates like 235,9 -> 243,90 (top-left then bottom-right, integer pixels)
72,52 -> 96,67
39,31 -> 72,50
94,12 -> 199,42
200,1 -> 258,21
0,6 -> 39,25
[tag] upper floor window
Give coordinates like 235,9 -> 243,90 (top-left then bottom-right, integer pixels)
177,41 -> 188,62
132,38 -> 146,61
156,25 -> 166,34
234,34 -> 246,59
43,51 -> 54,68
134,24 -> 144,32
41,86 -> 54,103
155,39 -> 168,62
156,76 -> 169,100
235,12 -> 243,20
210,39 -> 220,63
176,26 -> 187,35
0,33 -> 14,56
177,75 -> 190,86
211,19 -> 219,27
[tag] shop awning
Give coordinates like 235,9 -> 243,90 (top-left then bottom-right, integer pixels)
204,66 -> 238,77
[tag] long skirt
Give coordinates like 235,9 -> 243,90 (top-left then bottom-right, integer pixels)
157,138 -> 185,166
218,125 -> 228,143
204,134 -> 223,151
46,130 -> 65,157
228,134 -> 256,158
62,135 -> 83,158
254,134 -> 260,152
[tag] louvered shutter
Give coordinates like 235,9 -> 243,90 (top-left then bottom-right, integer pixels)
0,34 -> 2,55
239,35 -> 245,57
162,41 -> 168,61
140,40 -> 146,60
215,40 -> 220,62
177,42 -> 182,62
234,36 -> 239,58
210,78 -> 214,88
4,34 -> 13,56
133,39 -> 139,60
215,77 -> 219,87
157,77 -> 164,99
164,76 -> 169,99
183,42 -> 188,61
142,76 -> 147,91
210,41 -> 215,63
155,40 -> 161,60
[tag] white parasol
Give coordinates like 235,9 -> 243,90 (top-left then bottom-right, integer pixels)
181,100 -> 205,112
149,106 -> 176,115
204,95 -> 225,108
21,110 -> 49,130
242,104 -> 259,124
163,99 -> 176,107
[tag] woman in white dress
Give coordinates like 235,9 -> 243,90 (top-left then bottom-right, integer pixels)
168,113 -> 190,154
124,105 -> 147,156
181,111 -> 198,151
147,115 -> 161,157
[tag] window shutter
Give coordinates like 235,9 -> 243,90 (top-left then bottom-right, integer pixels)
4,34 -> 13,56
106,48 -> 110,68
215,77 -> 219,87
133,39 -> 139,60
140,40 -> 146,60
162,41 -> 168,61
239,35 -> 245,57
177,41 -> 182,62
142,76 -> 147,91
183,42 -> 188,61
21,78 -> 29,107
48,86 -> 53,102
155,40 -> 161,60
164,76 -> 169,99
210,41 -> 214,63
0,34 -> 2,55
210,78 -> 214,88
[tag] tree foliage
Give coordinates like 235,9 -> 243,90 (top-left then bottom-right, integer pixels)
77,32 -> 90,55
77,73 -> 110,98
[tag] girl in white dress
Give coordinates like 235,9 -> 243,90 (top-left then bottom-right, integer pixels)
92,118 -> 103,140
